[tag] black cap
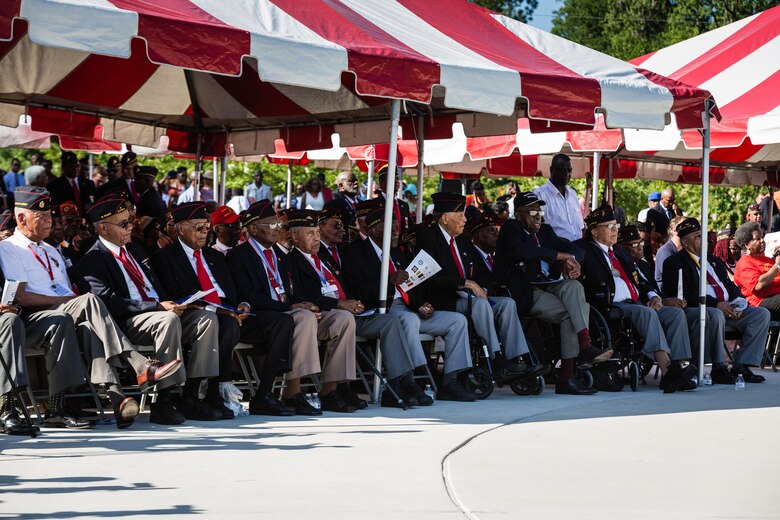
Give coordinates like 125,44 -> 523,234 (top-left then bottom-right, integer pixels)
355,199 -> 381,218
431,192 -> 466,213
170,202 -> 208,223
617,224 -> 641,243
513,191 -> 546,208
676,217 -> 701,238
584,205 -> 616,229
318,207 -> 343,224
87,197 -> 129,223
137,166 -> 158,178
467,214 -> 496,235
365,205 -> 392,229
242,200 -> 276,227
0,211 -> 15,232
120,151 -> 138,168
106,156 -> 120,171
286,209 -> 319,228
61,151 -> 78,167
14,187 -> 51,211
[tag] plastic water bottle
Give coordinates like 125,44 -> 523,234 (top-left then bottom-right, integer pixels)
735,373 -> 746,391
305,393 -> 313,407
702,372 -> 712,386
424,384 -> 435,402
312,392 -> 321,410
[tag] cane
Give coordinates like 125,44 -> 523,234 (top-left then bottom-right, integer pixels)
355,345 -> 407,410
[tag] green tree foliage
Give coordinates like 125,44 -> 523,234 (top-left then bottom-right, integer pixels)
469,0 -> 539,22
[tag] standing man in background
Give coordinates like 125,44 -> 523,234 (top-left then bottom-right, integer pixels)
533,154 -> 584,242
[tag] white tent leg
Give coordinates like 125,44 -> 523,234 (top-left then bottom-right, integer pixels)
591,151 -> 601,211
698,100 -> 713,385
367,155 -> 375,199
373,99 -> 401,404
416,115 -> 424,223
194,136 -> 202,202
286,160 -> 293,209
219,157 -> 227,205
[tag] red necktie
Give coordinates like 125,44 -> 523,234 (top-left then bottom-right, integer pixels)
388,259 -> 410,305
193,249 -> 222,304
449,237 -> 465,278
486,254 -> 493,269
70,179 -> 83,214
705,267 -> 726,301
393,199 -> 402,230
608,248 -> 638,303
330,246 -> 341,269
118,247 -> 154,302
531,233 -> 540,246
313,255 -> 345,299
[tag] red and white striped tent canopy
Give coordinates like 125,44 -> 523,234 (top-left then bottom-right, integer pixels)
421,7 -> 780,183
0,0 -> 715,159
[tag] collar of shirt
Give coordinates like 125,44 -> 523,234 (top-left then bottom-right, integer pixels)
99,236 -> 122,256
276,243 -> 290,255
213,240 -> 232,253
179,239 -> 225,298
438,223 -> 454,243
473,244 -> 491,262
12,228 -> 36,248
369,237 -> 402,299
179,238 -> 197,258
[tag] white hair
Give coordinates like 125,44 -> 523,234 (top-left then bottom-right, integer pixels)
24,165 -> 46,185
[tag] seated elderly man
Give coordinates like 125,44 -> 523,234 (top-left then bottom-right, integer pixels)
734,221 -> 780,320
574,206 -> 698,394
78,197 -> 223,426
0,187 -> 181,429
227,201 -> 361,415
342,205 -> 473,405
493,192 -> 613,395
662,218 -> 770,384
151,202 -> 295,418
416,192 -> 539,385
286,210 -> 423,408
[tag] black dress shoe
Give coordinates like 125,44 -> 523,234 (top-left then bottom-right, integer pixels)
660,364 -> 698,394
320,391 -> 356,413
1,410 -> 37,436
402,382 -> 433,406
338,384 -> 368,410
178,396 -> 223,421
437,381 -> 478,402
577,346 -> 613,368
283,393 -> 322,416
43,410 -> 94,429
206,397 -> 235,420
555,377 -> 597,395
149,401 -> 186,425
380,390 -> 407,408
711,365 -> 736,384
732,365 -> 765,383
249,392 -> 295,416
113,397 -> 139,429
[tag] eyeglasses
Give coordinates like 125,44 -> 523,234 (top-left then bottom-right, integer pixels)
519,209 -> 544,217
597,223 -> 621,230
257,221 -> 283,231
184,222 -> 211,233
104,218 -> 134,229
628,241 -> 645,249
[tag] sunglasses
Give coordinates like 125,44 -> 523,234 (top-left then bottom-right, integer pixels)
520,209 -> 544,217
184,222 -> 211,233
257,221 -> 283,231
628,241 -> 645,249
104,218 -> 134,230
597,223 -> 621,230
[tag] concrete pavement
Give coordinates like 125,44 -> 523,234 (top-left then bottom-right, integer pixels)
1,370 -> 778,519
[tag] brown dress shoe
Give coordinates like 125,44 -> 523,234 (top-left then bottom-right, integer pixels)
114,397 -> 139,429
137,359 -> 183,390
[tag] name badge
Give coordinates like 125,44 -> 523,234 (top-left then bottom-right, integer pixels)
51,284 -> 72,296
321,283 -> 339,297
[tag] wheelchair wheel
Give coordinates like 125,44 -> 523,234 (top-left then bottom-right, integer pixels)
509,375 -> 545,396
580,369 -> 593,389
465,368 -> 494,400
628,361 -> 640,392
588,306 -> 612,351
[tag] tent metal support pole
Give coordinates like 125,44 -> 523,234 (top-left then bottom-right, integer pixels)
220,157 -> 227,205
286,160 -> 293,210
698,99 -> 713,385
591,151 -> 601,210
607,157 -> 614,206
416,115 -> 424,223
373,99 -> 401,404
194,136 -> 202,202
367,152 -> 375,199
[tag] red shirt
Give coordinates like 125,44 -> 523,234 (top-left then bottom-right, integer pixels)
734,254 -> 780,306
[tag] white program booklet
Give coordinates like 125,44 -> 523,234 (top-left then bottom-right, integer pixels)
1,279 -> 19,305
399,250 -> 442,292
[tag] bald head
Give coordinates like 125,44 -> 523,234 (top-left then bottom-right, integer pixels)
336,171 -> 358,195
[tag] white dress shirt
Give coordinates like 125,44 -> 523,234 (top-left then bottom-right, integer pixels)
211,240 -> 233,256
0,229 -> 74,297
688,252 -> 729,300
178,239 -> 226,298
369,237 -> 402,300
99,237 -> 159,302
533,180 -> 584,242
245,182 -> 273,203
177,185 -> 195,204
594,241 -> 632,303
439,224 -> 466,279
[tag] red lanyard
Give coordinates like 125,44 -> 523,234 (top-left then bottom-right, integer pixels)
28,245 -> 54,281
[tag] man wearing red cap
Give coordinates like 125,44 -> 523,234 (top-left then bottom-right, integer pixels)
211,206 -> 241,256
79,197 -> 222,425
151,202 -> 295,418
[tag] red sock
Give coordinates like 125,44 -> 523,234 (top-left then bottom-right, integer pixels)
559,358 -> 576,380
577,329 -> 591,350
